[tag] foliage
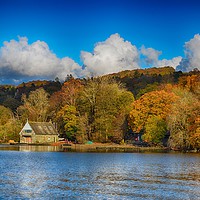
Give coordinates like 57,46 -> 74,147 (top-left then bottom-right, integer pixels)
2,97 -> 21,112
136,82 -> 159,99
57,105 -> 77,140
49,78 -> 83,115
142,116 -> 167,144
129,90 -> 178,144
0,67 -> 199,146
106,66 -> 176,97
178,74 -> 200,98
49,78 -> 83,137
17,88 -> 50,122
15,80 -> 61,102
129,90 -> 178,133
167,88 -> 200,151
0,105 -> 13,125
0,106 -> 21,142
77,77 -> 134,142
76,114 -> 89,143
61,78 -> 83,106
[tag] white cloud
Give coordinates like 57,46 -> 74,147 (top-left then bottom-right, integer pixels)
0,36 -> 82,82
81,33 -> 140,76
140,45 -> 181,69
2,33 -> 199,84
177,34 -> 200,71
157,56 -> 182,68
141,45 -> 161,66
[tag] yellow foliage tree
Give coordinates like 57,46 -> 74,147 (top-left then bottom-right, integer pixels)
0,106 -> 21,142
17,88 -> 49,122
167,88 -> 200,151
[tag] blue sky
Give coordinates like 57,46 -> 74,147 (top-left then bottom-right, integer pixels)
0,0 -> 200,84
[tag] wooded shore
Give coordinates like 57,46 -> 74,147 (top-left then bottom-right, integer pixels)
1,143 -> 199,153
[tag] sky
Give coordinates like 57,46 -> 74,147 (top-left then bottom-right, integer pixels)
0,0 -> 200,84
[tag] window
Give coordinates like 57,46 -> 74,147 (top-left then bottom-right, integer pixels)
24,130 -> 32,133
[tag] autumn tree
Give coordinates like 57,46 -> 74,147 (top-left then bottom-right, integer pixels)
0,106 -> 21,142
129,90 -> 178,144
143,116 -> 167,144
167,88 -> 200,151
178,74 -> 200,98
49,79 -> 83,137
60,78 -> 83,106
49,79 -> 83,115
77,78 -> 99,140
77,77 -> 134,143
17,88 -> 50,122
56,105 -> 77,140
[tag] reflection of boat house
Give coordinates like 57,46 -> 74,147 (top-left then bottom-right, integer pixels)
19,120 -> 59,144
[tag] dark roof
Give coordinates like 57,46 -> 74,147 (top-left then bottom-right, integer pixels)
29,122 -> 58,135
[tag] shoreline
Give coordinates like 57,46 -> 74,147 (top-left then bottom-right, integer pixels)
0,143 -> 199,153
63,143 -> 170,153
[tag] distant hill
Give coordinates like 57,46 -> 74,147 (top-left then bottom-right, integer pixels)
106,66 -> 175,78
0,66 -> 199,111
104,66 -> 179,97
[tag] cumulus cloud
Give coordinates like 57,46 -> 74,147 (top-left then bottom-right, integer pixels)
157,56 -> 182,68
177,34 -> 200,71
81,33 -> 140,76
3,33 -> 198,84
81,34 -> 181,77
141,45 -> 161,66
141,45 -> 181,69
0,37 -> 82,83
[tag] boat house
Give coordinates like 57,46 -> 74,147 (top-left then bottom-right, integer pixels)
19,120 -> 59,144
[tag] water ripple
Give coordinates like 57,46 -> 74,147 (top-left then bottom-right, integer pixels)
0,152 -> 200,199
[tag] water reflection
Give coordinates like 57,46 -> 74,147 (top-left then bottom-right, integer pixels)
19,145 -> 60,152
0,144 -> 60,152
0,152 -> 200,199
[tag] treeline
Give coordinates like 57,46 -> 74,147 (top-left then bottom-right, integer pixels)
0,67 -> 199,151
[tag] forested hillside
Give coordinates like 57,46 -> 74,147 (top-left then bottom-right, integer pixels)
0,67 -> 199,151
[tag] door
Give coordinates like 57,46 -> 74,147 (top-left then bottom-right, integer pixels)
24,136 -> 32,143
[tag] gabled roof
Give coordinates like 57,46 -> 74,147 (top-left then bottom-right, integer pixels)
23,120 -> 32,130
28,122 -> 58,135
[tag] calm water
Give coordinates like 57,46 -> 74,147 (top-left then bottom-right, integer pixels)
0,151 -> 200,200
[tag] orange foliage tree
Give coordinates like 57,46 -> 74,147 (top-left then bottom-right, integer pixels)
49,78 -> 83,138
128,90 -> 178,143
178,74 -> 200,97
49,78 -> 83,118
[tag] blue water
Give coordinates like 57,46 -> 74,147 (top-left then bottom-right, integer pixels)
0,151 -> 200,199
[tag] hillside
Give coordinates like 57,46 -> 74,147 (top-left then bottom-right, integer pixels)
0,66 -> 199,111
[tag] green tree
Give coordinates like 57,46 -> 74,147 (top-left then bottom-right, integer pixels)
143,116 -> 167,144
136,82 -> 159,99
57,105 -> 77,140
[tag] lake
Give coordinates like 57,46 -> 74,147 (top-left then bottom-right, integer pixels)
0,151 -> 200,199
